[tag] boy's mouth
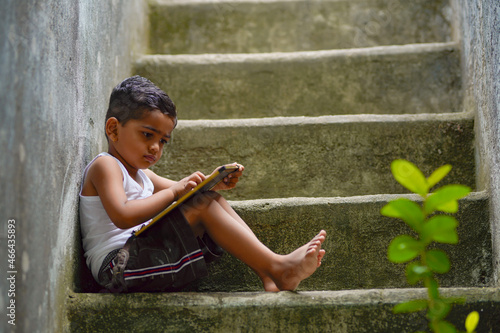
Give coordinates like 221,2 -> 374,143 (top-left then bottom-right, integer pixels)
144,155 -> 157,163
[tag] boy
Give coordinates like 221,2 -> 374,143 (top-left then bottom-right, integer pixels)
79,76 -> 326,292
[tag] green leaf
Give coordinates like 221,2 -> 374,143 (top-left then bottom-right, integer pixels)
381,198 -> 425,232
465,311 -> 480,332
426,249 -> 450,274
431,320 -> 457,333
406,262 -> 430,285
424,185 -> 471,214
391,160 -> 429,196
393,299 -> 428,313
422,215 -> 458,244
388,235 -> 422,263
428,299 -> 452,321
435,200 -> 459,213
427,164 -> 452,189
431,320 -> 456,333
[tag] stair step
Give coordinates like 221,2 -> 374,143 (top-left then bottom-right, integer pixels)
135,43 -> 462,119
75,193 -> 490,293
67,287 -> 500,332
190,192 -> 492,291
148,0 -> 453,54
151,113 -> 475,199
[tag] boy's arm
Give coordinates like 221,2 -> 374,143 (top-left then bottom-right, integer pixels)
143,169 -> 177,193
87,156 -> 204,229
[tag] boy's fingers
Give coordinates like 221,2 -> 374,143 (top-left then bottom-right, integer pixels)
190,172 -> 205,184
197,171 -> 205,178
231,162 -> 243,171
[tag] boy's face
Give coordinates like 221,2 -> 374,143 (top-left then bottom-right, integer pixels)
108,109 -> 175,171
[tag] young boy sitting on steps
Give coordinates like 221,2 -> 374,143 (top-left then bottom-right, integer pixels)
79,75 -> 326,292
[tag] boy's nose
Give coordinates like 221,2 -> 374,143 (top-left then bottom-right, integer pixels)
150,142 -> 160,153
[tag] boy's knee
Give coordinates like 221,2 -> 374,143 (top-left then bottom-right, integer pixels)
203,191 -> 221,200
183,191 -> 219,212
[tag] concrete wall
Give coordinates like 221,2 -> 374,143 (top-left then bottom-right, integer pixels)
459,0 -> 500,285
0,1 -> 146,332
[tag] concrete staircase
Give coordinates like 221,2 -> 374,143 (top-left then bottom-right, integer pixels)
67,0 -> 500,331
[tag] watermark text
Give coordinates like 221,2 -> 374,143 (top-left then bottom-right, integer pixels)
6,219 -> 16,326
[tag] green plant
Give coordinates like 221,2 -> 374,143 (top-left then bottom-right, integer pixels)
381,159 -> 479,333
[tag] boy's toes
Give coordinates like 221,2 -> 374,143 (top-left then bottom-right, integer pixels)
314,230 -> 327,243
317,249 -> 326,267
306,244 -> 319,255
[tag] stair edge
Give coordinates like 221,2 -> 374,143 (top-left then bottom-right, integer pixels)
136,42 -> 459,64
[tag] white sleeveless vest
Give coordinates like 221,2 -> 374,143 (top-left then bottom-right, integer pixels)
79,152 -> 154,281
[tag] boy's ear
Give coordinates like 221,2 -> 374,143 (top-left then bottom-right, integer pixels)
105,117 -> 120,142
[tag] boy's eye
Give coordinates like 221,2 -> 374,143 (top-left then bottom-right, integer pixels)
143,132 -> 153,138
160,139 -> 169,145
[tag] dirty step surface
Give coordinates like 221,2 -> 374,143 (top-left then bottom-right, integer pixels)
192,192 -> 492,291
148,0 -> 453,54
152,113 -> 475,200
135,43 -> 461,119
67,287 -> 500,332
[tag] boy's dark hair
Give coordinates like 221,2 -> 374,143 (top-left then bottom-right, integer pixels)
105,76 -> 177,134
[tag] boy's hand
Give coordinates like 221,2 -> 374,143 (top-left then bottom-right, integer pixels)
212,163 -> 244,191
172,171 -> 206,200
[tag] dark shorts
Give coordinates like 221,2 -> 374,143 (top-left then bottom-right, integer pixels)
97,206 -> 223,293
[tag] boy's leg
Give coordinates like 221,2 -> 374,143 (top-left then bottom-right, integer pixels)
211,194 -> 285,291
180,192 -> 326,291
207,193 -> 280,291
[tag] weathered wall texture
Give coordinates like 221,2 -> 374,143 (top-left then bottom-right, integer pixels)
0,1 -> 146,332
459,0 -> 500,285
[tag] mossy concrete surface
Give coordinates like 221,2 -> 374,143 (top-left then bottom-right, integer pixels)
460,0 -> 500,285
187,193 -> 492,292
135,43 -> 462,119
148,0 -> 453,54
66,287 -> 500,332
151,113 -> 475,200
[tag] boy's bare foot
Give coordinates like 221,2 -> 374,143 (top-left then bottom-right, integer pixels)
271,230 -> 326,291
260,275 -> 280,292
